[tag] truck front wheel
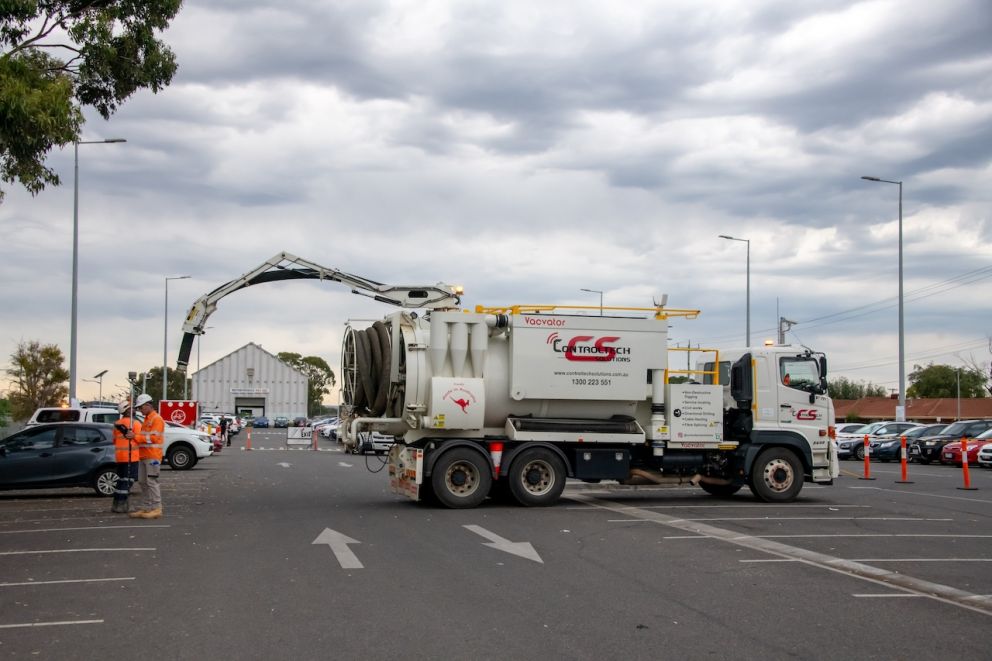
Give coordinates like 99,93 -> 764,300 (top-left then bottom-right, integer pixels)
431,447 -> 492,509
507,448 -> 566,507
749,447 -> 803,502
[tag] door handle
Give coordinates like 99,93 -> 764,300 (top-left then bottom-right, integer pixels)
91,447 -> 103,453
780,404 -> 792,409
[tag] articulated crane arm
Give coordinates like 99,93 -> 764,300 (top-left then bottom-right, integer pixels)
175,251 -> 461,373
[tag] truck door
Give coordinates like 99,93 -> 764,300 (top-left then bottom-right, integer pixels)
777,355 -> 826,428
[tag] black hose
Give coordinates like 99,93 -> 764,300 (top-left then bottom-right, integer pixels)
346,321 -> 393,416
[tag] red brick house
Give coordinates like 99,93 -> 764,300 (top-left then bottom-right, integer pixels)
834,397 -> 992,423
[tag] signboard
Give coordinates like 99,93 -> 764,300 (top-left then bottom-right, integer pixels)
231,388 -> 270,395
666,384 -> 723,446
159,400 -> 199,427
509,314 -> 668,401
286,426 -> 312,446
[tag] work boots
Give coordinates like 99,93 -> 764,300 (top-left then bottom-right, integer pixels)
139,508 -> 163,519
128,509 -> 147,518
111,501 -> 127,514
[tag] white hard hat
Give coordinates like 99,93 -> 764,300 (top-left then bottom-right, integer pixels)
135,394 -> 153,407
118,401 -> 130,414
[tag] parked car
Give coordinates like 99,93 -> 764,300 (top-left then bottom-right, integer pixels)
869,423 -> 947,462
159,421 -> 214,469
273,416 -> 290,428
320,418 -> 341,440
910,420 -> 992,464
253,416 -> 270,428
293,417 -> 308,427
26,406 -> 120,427
0,423 -> 118,496
834,423 -> 866,436
836,422 -> 919,460
941,428 -> 992,466
978,440 -> 992,468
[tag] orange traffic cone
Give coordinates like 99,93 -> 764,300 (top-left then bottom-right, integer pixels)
245,427 -> 253,451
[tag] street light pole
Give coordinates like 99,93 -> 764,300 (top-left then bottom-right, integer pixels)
69,138 -> 126,403
164,275 -> 191,401
83,369 -> 108,402
861,176 -> 905,421
579,288 -> 604,316
718,235 -> 750,346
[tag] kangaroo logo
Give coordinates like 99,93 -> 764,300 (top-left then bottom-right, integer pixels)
453,398 -> 471,413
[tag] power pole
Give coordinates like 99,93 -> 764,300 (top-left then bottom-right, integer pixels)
778,317 -> 797,345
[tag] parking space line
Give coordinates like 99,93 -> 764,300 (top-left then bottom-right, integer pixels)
0,620 -> 103,629
1,577 -> 135,587
569,503 -> 872,510
853,594 -> 923,598
570,493 -> 992,617
742,558 -> 992,563
662,533 -> 992,540
702,516 -> 952,521
849,486 -> 992,504
0,548 -> 156,556
0,525 -> 169,534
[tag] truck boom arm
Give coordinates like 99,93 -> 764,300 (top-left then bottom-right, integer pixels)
175,252 -> 460,373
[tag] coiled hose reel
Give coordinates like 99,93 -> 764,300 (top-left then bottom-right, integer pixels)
341,320 -> 396,417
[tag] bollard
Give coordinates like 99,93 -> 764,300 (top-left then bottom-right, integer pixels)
245,427 -> 253,451
958,436 -> 977,491
895,435 -> 913,484
858,434 -> 875,480
312,426 -> 317,451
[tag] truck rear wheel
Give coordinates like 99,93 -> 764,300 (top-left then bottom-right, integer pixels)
749,447 -> 803,502
507,448 -> 566,507
431,447 -> 491,509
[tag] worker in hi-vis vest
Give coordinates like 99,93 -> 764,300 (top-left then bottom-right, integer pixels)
130,394 -> 165,519
111,401 -> 142,513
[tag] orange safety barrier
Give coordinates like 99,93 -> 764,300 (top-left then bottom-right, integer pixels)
958,435 -> 977,491
895,435 -> 913,484
311,426 -> 317,451
245,427 -> 253,451
858,434 -> 875,480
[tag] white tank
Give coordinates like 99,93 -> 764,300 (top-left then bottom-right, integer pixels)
342,309 -> 670,439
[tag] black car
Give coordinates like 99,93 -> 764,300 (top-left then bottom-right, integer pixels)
0,423 -> 118,496
870,423 -> 948,462
273,416 -> 290,428
910,419 -> 992,464
837,422 -> 920,460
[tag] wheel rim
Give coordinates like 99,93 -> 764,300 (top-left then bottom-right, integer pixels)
444,460 -> 481,497
171,451 -> 190,468
762,458 -> 795,494
97,472 -> 117,496
518,459 -> 555,496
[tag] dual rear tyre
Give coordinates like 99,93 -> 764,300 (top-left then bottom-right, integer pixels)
428,446 -> 567,508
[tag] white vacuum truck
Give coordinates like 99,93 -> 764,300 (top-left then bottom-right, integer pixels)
340,305 -> 838,508
174,253 -> 837,509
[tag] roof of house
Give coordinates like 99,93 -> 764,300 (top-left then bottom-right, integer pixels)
834,397 -> 992,423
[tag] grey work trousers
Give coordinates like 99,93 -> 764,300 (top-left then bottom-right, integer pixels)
137,459 -> 162,511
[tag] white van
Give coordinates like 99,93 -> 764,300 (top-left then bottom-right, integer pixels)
26,407 -> 120,426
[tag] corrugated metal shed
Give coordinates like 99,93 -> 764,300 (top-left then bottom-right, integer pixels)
191,342 -> 308,419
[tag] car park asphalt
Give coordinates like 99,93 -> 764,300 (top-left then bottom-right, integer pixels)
1,428 -> 991,660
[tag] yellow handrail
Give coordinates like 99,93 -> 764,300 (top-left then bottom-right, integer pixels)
473,303 -> 701,320
666,347 -> 721,384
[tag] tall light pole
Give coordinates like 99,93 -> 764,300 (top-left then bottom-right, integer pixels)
579,288 -> 604,316
718,235 -> 750,346
69,138 -> 126,403
164,275 -> 191,401
82,369 -> 108,402
861,175 -> 905,421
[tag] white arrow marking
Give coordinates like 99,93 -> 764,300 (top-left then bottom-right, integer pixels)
463,525 -> 543,563
276,462 -> 291,468
311,528 -> 363,569
338,462 -> 353,468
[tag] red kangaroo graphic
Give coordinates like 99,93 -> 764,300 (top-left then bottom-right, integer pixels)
453,398 -> 470,413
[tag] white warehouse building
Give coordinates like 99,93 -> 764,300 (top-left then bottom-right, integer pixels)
192,342 -> 308,419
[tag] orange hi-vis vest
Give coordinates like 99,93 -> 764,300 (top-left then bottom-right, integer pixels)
113,416 -> 142,463
139,410 -> 166,461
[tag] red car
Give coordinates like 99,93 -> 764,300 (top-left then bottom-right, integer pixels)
941,438 -> 984,465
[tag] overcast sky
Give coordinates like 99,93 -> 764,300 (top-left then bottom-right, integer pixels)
2,0 -> 990,406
